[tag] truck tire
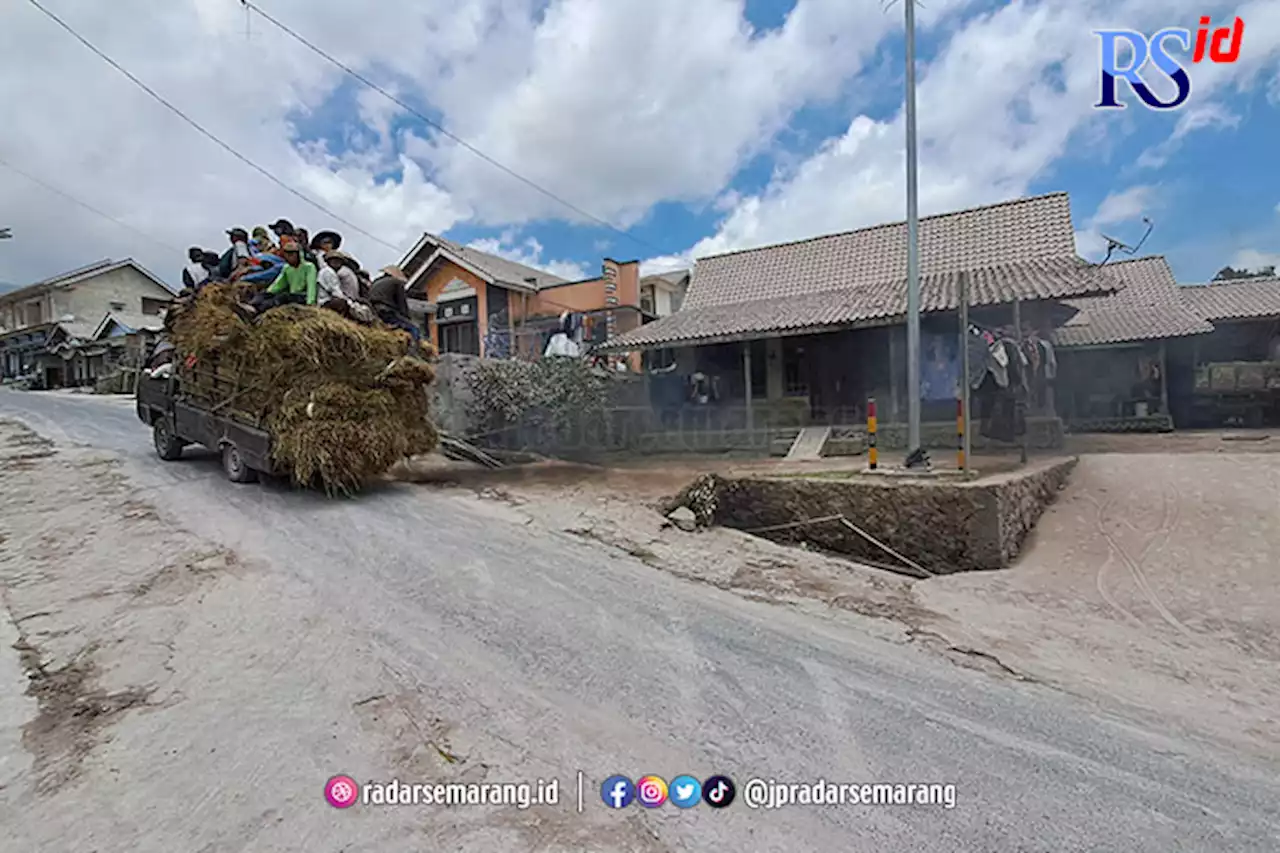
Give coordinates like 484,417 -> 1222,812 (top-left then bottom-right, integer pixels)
221,443 -> 259,484
153,420 -> 185,461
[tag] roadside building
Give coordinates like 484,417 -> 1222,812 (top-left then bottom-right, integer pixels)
601,192 -> 1118,450
1052,256 -> 1213,431
398,234 -> 651,359
0,259 -> 174,386
1176,275 -> 1280,427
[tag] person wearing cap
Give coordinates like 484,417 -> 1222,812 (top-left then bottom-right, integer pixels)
269,219 -> 295,243
182,247 -> 211,291
251,226 -> 276,254
368,265 -> 421,345
243,238 -> 317,315
217,228 -> 252,279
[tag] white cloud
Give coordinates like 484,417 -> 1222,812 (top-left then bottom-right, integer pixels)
0,0 -> 1276,298
1230,248 -> 1280,271
686,0 -> 1280,260
639,255 -> 692,275
1136,103 -> 1241,169
1091,185 -> 1156,227
1072,186 -> 1157,260
467,231 -> 590,281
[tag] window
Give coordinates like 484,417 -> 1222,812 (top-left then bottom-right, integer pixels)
109,301 -> 126,312
439,321 -> 479,355
640,286 -> 655,316
141,297 -> 168,316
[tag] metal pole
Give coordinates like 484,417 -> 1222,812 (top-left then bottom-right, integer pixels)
743,341 -> 754,434
1013,300 -> 1028,465
904,0 -> 922,456
959,272 -> 971,470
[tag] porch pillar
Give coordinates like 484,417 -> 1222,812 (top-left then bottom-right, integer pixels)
743,341 -> 754,432
1159,341 -> 1169,415
1014,300 -> 1027,465
889,327 -> 901,420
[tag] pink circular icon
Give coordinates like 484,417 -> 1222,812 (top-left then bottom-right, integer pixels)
325,775 -> 359,809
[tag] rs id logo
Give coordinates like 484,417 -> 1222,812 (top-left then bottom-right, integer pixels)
1094,16 -> 1244,111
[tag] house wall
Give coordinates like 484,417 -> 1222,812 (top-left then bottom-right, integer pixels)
419,259 -> 490,353
57,267 -> 172,325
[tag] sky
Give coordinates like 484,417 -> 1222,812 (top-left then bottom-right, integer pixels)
0,0 -> 1278,295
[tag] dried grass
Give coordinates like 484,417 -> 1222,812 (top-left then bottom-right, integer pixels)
169,285 -> 438,494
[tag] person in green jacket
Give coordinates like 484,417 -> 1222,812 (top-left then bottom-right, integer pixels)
243,239 -> 317,315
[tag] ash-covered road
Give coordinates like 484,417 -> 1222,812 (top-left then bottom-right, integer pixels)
2,388 -> 1278,852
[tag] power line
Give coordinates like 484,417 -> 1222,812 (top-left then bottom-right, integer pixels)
25,0 -> 403,254
0,154 -> 185,255
241,0 -> 687,263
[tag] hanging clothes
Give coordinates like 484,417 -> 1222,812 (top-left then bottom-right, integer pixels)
1039,339 -> 1058,380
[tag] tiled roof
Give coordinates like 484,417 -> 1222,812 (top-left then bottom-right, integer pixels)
1180,277 -> 1280,321
604,257 -> 1115,351
1054,256 -> 1213,348
605,193 -> 1116,350
451,240 -> 569,288
684,192 -> 1078,312
403,232 -> 568,290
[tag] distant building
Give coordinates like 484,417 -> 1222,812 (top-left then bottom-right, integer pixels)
639,270 -> 690,318
399,234 -> 647,359
0,259 -> 174,385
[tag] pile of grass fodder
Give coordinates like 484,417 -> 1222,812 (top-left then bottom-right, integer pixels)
169,291 -> 438,494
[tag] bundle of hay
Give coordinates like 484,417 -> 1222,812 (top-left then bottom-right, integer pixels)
168,285 -> 438,494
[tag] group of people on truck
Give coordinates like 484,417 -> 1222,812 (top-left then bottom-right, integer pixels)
180,218 -> 421,347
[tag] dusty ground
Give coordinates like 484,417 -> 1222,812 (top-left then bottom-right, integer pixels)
5,390 -> 1280,851
401,437 -> 1280,759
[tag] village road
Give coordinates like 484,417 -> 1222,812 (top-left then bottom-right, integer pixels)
1,389 -> 1279,852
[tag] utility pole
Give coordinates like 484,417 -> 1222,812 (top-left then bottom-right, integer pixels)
903,0 -> 922,462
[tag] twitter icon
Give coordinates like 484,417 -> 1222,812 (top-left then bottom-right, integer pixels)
669,775 -> 702,809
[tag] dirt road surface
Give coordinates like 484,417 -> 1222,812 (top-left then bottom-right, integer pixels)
2,389 -> 1279,852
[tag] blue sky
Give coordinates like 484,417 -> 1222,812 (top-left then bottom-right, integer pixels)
340,0 -> 1275,283
1,0 -> 1277,289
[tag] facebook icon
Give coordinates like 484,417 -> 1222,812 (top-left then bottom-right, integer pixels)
601,775 -> 636,809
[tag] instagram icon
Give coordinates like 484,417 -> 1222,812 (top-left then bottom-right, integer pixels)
636,775 -> 668,808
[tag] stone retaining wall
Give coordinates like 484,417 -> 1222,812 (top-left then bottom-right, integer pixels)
667,458 -> 1077,574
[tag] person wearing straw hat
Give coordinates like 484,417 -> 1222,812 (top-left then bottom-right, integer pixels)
368,264 -> 421,346
311,230 -> 342,256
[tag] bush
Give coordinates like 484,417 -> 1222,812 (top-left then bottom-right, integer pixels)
465,358 -> 610,440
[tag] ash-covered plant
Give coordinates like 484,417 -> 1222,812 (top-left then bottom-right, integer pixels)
466,357 -> 610,437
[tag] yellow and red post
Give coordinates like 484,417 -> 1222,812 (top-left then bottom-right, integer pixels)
867,397 -> 878,470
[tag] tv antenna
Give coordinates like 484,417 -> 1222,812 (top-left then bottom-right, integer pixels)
1099,217 -> 1153,266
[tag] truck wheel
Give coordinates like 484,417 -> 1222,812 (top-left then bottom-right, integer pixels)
153,420 -> 185,461
221,444 -> 259,483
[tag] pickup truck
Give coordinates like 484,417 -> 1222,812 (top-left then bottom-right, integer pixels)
135,370 -> 277,483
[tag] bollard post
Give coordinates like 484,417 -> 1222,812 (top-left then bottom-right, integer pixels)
867,398 -> 878,470
956,398 -> 965,470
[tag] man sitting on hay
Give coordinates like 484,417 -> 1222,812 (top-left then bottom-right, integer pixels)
240,238 -> 318,317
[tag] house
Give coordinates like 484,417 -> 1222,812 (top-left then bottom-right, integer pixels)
399,234 -> 649,359
602,192 -> 1118,444
639,270 -> 690,318
53,311 -> 166,389
1176,275 -> 1280,426
1052,256 -> 1213,430
0,259 -> 174,385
